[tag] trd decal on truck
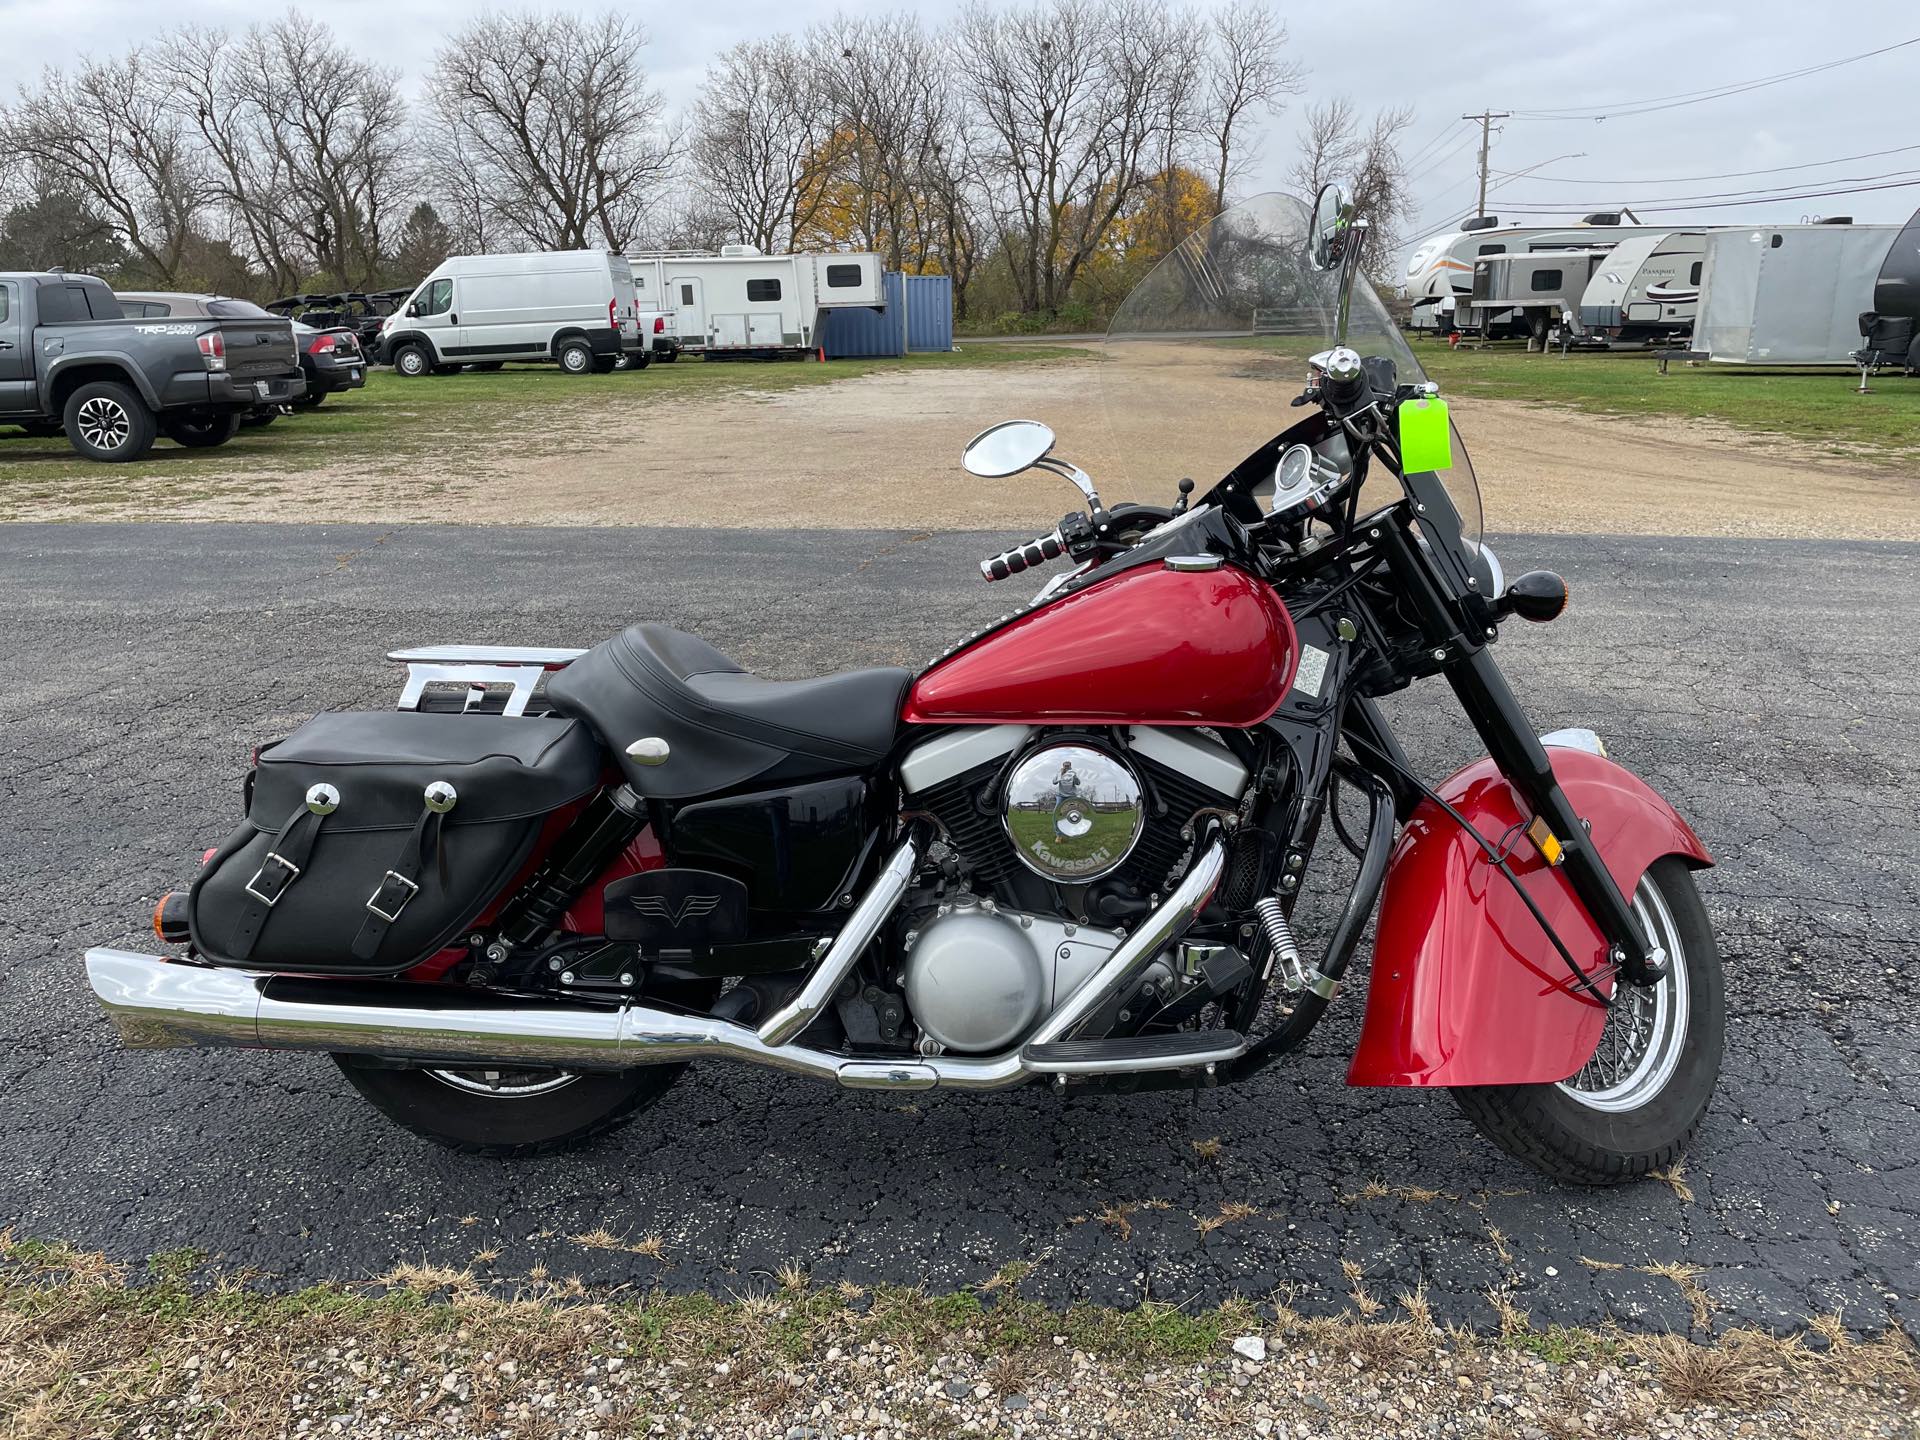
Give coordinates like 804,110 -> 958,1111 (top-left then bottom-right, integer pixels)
133,324 -> 199,335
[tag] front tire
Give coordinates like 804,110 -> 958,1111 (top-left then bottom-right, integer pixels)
333,1058 -> 688,1157
391,342 -> 431,378
1453,858 -> 1724,1184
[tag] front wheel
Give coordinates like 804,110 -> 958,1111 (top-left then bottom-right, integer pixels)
333,1057 -> 688,1157
1452,857 -> 1723,1184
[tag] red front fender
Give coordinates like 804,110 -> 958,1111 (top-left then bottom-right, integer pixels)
1346,746 -> 1711,1088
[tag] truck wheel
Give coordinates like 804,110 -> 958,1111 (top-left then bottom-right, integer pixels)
290,391 -> 326,410
622,354 -> 651,371
658,349 -> 678,364
556,338 -> 595,375
63,381 -> 156,463
240,409 -> 278,429
162,411 -> 242,448
1453,859 -> 1724,1185
391,343 -> 431,378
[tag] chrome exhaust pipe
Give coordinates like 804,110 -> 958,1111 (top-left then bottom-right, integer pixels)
83,836 -> 1226,1092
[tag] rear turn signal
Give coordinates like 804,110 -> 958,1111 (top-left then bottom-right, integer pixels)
1497,570 -> 1569,623
153,891 -> 191,944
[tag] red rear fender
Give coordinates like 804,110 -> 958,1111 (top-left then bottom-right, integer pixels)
1347,747 -> 1711,1088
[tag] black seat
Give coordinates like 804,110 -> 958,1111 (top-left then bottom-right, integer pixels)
545,624 -> 910,799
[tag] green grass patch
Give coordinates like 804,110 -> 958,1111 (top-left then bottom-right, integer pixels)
1417,339 -> 1920,460
0,343 -> 1086,505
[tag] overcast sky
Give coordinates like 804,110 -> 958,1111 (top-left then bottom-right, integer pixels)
6,0 -> 1918,246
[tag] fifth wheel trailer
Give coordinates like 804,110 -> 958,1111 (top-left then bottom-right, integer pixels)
1691,223 -> 1899,365
626,248 -> 885,357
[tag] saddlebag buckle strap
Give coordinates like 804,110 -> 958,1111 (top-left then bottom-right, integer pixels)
243,851 -> 302,907
365,870 -> 421,924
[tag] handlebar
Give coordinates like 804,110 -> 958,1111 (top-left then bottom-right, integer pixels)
980,529 -> 1066,582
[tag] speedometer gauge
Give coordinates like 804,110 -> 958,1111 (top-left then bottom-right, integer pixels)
1268,443 -> 1345,519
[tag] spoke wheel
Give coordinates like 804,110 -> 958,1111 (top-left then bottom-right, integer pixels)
1556,881 -> 1690,1113
424,1067 -> 581,1098
77,396 -> 130,450
1452,857 -> 1724,1185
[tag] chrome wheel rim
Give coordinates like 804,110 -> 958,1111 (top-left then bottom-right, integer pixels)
77,397 -> 130,450
1557,876 -> 1690,1113
424,1067 -> 579,1098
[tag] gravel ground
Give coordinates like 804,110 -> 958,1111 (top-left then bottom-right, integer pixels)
3,348 -> 1915,537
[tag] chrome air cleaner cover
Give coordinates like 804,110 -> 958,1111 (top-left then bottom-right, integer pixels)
1002,743 -> 1144,881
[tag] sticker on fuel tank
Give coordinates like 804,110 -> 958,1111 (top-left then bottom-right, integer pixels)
1291,643 -> 1329,698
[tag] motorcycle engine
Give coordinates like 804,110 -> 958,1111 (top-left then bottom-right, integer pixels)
897,725 -> 1250,1052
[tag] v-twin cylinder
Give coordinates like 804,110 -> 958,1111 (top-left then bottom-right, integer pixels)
84,837 -> 1231,1092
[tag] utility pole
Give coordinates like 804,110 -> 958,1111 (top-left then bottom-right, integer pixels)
1461,109 -> 1512,217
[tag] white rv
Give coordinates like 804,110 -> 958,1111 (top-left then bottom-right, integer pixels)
1402,213 -> 1672,335
1467,248 -> 1613,346
627,248 -> 886,357
1577,232 -> 1707,347
378,251 -> 641,376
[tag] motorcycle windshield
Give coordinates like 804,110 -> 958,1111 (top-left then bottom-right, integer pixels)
1102,192 -> 1481,545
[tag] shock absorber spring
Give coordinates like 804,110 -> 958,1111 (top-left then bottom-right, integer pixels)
1254,896 -> 1308,991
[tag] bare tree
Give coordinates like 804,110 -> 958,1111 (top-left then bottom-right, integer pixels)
1289,97 -> 1415,258
156,19 -> 408,293
426,12 -> 676,253
1201,0 -> 1304,210
688,37 -> 837,252
955,0 -> 1195,314
0,54 -> 207,286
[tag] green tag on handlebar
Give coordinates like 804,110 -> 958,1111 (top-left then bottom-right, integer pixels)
1398,395 -> 1453,473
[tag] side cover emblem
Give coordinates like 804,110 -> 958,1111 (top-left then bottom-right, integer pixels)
602,868 -> 748,948
628,893 -> 719,926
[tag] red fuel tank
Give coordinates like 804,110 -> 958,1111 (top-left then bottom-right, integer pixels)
904,562 -> 1298,727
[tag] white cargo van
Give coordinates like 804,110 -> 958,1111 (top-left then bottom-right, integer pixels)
378,251 -> 643,377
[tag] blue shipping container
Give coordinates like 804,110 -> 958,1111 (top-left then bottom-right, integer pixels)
820,272 -> 954,358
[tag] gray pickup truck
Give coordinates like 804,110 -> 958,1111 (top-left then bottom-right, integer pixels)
0,271 -> 305,462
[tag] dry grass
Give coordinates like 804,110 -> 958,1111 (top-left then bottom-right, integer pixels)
1191,1137 -> 1222,1161
0,1234 -> 1913,1440
1642,1260 -> 1714,1331
1652,1158 -> 1696,1205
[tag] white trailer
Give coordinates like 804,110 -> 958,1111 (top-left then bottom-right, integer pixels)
1466,248 -> 1613,346
1691,223 -> 1900,365
1400,212 -> 1673,334
626,247 -> 886,357
1578,231 -> 1708,347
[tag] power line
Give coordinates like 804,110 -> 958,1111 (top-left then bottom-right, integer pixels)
1492,165 -> 1920,208
1510,35 -> 1920,121
1491,176 -> 1920,214
1402,127 -> 1480,189
1399,118 -> 1474,173
1487,141 -> 1920,187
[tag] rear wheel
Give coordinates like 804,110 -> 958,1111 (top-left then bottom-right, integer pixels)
556,337 -> 595,375
334,1059 -> 688,1157
63,381 -> 156,462
162,411 -> 242,448
1453,858 -> 1723,1184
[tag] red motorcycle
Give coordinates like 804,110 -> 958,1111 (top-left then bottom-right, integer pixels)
87,189 -> 1722,1181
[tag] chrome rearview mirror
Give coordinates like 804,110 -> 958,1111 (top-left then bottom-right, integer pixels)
1307,182 -> 1369,350
1307,183 -> 1350,272
963,419 -> 1057,478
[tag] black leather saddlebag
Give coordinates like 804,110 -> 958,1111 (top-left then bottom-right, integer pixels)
189,712 -> 603,976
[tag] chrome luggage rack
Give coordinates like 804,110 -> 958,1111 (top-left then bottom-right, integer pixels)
388,644 -> 586,717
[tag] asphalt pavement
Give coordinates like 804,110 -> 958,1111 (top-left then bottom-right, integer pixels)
1,522 -> 1915,1338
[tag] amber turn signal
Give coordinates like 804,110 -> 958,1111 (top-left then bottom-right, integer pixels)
1498,570 -> 1569,623
153,891 -> 192,944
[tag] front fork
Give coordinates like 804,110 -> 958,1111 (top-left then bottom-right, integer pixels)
1371,509 -> 1660,986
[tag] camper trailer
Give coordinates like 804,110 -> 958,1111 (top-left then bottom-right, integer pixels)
627,248 -> 885,357
1401,212 -> 1672,334
1578,231 -> 1708,347
1691,223 -> 1900,365
1466,248 -> 1612,346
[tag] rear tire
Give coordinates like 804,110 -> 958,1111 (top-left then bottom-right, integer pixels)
592,354 -> 619,374
1452,858 -> 1724,1184
334,1059 -> 687,1157
556,337 -> 595,375
162,411 -> 242,448
63,381 -> 156,462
